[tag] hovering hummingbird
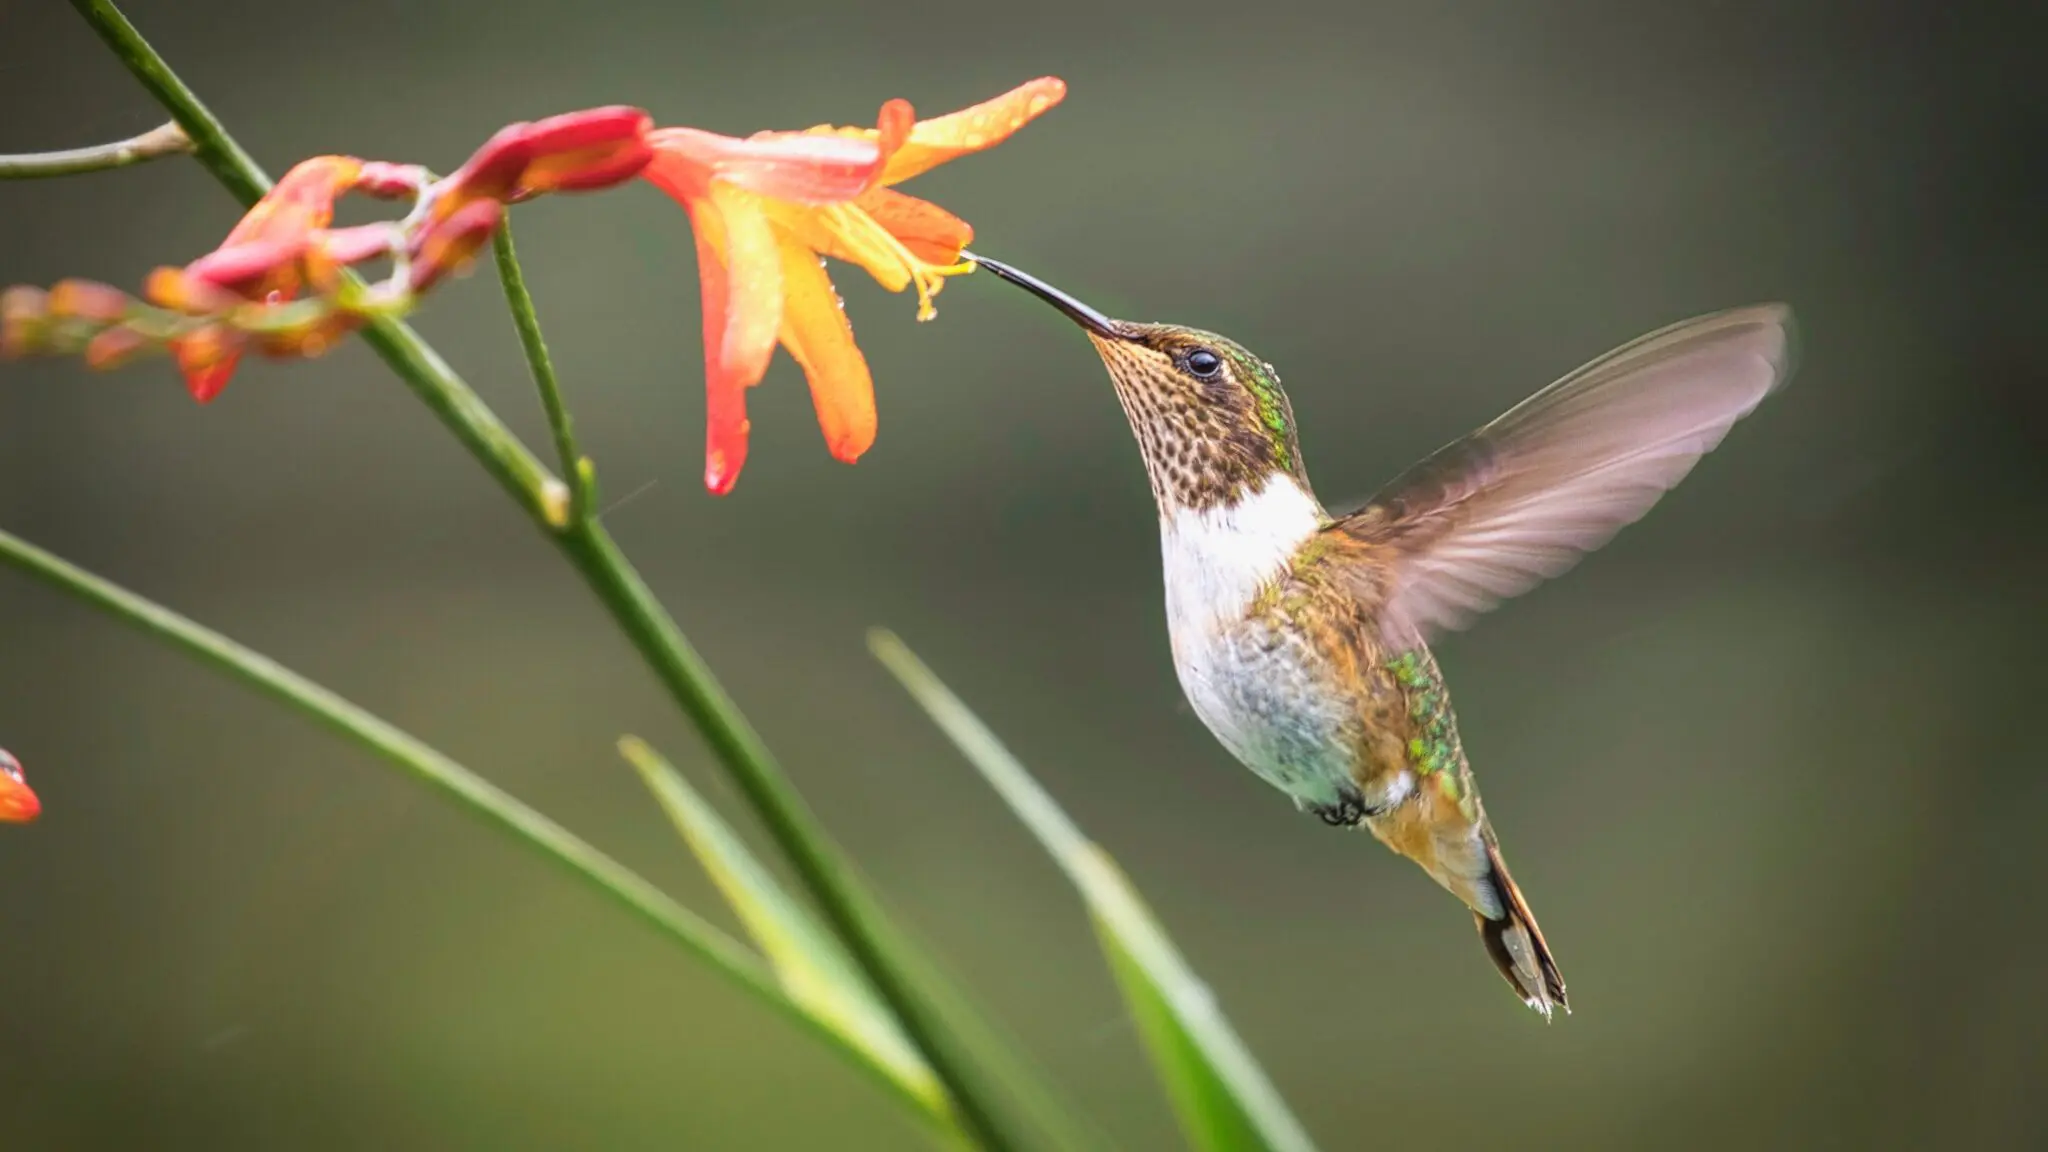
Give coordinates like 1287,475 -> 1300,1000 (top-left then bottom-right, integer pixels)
969,254 -> 1795,1017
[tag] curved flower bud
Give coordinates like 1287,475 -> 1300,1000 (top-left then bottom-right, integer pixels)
0,750 -> 40,824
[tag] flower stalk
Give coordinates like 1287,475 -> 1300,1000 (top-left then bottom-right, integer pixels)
491,220 -> 591,524
0,120 -> 190,179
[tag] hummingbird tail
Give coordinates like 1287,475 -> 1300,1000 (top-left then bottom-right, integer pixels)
1475,839 -> 1569,1019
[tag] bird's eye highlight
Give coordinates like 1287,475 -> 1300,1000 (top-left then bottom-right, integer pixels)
1185,349 -> 1223,378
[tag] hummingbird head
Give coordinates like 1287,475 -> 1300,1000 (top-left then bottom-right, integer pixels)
971,255 -> 1311,511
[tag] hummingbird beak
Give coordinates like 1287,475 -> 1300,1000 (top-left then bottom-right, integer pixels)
966,252 -> 1123,338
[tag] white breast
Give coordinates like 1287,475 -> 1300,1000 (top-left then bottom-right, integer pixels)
1159,475 -> 1344,803
1159,473 -> 1323,641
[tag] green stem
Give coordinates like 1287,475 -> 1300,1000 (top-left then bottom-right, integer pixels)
0,527 -> 880,1090
497,270 -> 1040,1150
0,120 -> 190,179
72,4 -> 1057,1148
68,0 -> 268,202
492,221 -> 589,523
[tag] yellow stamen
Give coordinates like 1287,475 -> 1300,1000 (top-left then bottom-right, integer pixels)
820,204 -> 969,321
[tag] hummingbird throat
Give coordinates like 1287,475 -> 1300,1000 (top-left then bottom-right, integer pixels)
1094,333 -> 1308,513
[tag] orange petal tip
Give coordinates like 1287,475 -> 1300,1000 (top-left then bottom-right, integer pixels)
173,329 -> 246,403
1,286 -> 50,357
826,432 -> 872,465
144,267 -> 241,314
0,751 -> 38,824
47,279 -> 132,323
874,98 -> 915,163
878,77 -> 1068,185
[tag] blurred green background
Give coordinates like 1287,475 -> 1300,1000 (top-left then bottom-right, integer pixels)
3,0 -> 2042,1147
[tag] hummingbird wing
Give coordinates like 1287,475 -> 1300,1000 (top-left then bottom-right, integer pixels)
1332,304 -> 1796,644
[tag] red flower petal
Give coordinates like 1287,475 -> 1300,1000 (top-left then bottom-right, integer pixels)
409,200 -> 504,292
0,750 -> 38,824
519,106 -> 652,155
172,326 -> 247,403
307,224 -> 401,294
181,236 -> 310,294
0,784 -> 37,823
515,137 -> 653,197
84,326 -> 151,370
441,123 -> 535,206
509,106 -> 655,197
222,156 -> 361,246
646,127 -> 883,204
353,162 -> 432,200
687,205 -> 749,494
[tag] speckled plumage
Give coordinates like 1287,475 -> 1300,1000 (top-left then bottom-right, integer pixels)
971,254 -> 1796,1018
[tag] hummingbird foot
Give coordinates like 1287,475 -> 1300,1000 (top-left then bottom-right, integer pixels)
1308,783 -> 1376,828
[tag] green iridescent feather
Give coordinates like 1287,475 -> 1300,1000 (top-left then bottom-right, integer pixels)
1228,351 -> 1297,472
1389,649 -> 1461,779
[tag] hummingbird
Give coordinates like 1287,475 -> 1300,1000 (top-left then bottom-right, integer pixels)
969,254 -> 1795,1017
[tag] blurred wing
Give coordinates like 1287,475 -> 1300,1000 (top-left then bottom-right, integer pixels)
1333,304 -> 1796,643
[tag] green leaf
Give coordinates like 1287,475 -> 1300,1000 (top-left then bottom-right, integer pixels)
619,737 -> 954,1131
0,526 -> 921,1127
869,631 -> 1324,1152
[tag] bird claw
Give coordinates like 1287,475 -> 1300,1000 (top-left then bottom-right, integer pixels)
1312,788 -> 1372,827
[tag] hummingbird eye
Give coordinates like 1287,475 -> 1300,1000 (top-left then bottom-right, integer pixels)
1185,349 -> 1223,379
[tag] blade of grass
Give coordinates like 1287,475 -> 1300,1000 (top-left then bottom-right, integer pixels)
621,736 -> 957,1136
622,743 -> 1117,1151
0,525 -> 949,1121
870,630 -> 1324,1152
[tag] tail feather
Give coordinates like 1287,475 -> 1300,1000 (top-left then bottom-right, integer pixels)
1475,838 -> 1569,1019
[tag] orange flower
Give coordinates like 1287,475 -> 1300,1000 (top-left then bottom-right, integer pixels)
0,750 -> 39,824
643,77 -> 1066,493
